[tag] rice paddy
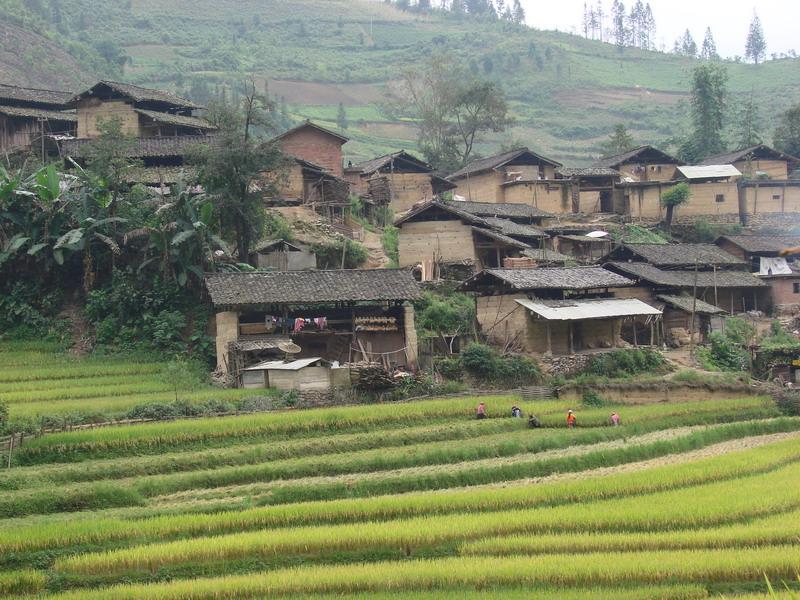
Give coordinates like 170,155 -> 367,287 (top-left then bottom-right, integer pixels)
1,342 -> 798,598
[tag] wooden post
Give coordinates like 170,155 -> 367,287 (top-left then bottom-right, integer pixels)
611,320 -> 617,348
568,322 -> 574,354
632,317 -> 638,347
650,320 -> 655,346
689,257 -> 699,359
546,321 -> 552,354
7,434 -> 13,469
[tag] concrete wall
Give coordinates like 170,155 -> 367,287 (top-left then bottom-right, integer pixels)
215,311 -> 239,372
397,219 -> 476,267
77,98 -> 139,138
278,128 -> 343,176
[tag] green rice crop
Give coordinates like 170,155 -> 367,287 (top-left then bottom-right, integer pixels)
461,508 -> 800,556
4,429 -> 798,554
52,461 -> 800,575
15,396 -> 773,464
0,374 -> 171,394
1,381 -> 174,404
0,362 -> 164,383
0,569 -> 46,596
34,547 -> 800,599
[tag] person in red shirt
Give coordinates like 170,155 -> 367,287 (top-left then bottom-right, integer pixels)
476,402 -> 487,420
567,410 -> 577,428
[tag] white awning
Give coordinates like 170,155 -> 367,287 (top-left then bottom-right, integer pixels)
759,256 -> 792,276
244,357 -> 324,371
516,298 -> 662,321
678,165 -> 741,179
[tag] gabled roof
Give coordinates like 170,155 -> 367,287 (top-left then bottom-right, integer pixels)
69,81 -> 200,109
717,235 -> 800,256
254,239 -> 308,253
604,243 -> 745,268
62,135 -> 211,159
0,105 -> 76,121
677,165 -> 741,180
606,262 -> 766,288
481,217 -> 547,239
700,144 -> 800,167
459,266 -> 633,292
134,109 -> 215,130
594,145 -> 685,169
351,151 -> 432,176
556,166 -> 621,178
205,269 -> 422,310
471,227 -> 531,249
0,83 -> 73,108
657,294 -> 726,315
453,200 -> 553,220
273,120 -> 349,144
448,147 -> 562,180
517,297 -> 661,321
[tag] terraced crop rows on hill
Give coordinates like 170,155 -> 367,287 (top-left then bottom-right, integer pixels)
1,345 -> 798,598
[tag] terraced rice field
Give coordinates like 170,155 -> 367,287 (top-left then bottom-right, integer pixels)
0,343 -> 259,425
1,351 -> 799,600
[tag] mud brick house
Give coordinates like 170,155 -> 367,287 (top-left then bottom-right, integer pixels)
656,294 -> 727,345
344,151 -> 456,215
447,148 -> 569,209
595,145 -> 685,183
0,83 -> 76,156
701,145 -> 799,180
251,239 -> 317,271
554,167 -> 621,213
394,200 -> 553,278
205,269 -> 422,376
604,242 -> 748,270
716,235 -> 800,311
269,157 -> 351,217
459,267 -> 660,354
273,121 -> 349,177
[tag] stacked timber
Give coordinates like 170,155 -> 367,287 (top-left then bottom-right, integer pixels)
503,257 -> 537,269
349,362 -> 396,389
367,177 -> 392,205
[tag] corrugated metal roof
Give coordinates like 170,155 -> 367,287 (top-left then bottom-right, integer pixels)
247,357 -> 325,371
516,298 -> 662,321
677,165 -> 741,179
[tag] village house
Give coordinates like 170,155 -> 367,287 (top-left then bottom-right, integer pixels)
656,294 -> 727,346
447,148 -> 571,211
459,266 -> 660,354
344,151 -> 456,216
595,145 -> 685,183
205,269 -> 422,378
394,199 -> 554,279
0,83 -> 76,157
251,239 -> 317,271
554,166 -> 621,213
273,120 -> 349,177
716,235 -> 800,311
701,144 -> 799,180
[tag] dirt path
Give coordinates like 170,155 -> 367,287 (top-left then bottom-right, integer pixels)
361,229 -> 390,268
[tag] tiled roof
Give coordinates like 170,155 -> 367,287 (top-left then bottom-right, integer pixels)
482,217 -> 547,239
0,105 -> 76,121
70,81 -> 200,109
521,248 -> 574,264
556,166 -> 621,177
205,269 -> 422,309
134,109 -> 215,130
122,166 -> 198,184
273,120 -> 349,144
700,144 -> 800,166
718,235 -> 800,255
607,243 -> 745,267
448,148 -> 562,180
462,266 -> 633,292
351,151 -> 432,175
657,294 -> 726,315
594,145 -> 684,169
453,200 -> 553,220
607,262 -> 766,288
62,135 -> 211,159
0,83 -> 72,107
472,227 -> 531,249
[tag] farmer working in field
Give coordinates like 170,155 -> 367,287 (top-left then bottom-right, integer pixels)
567,409 -> 577,428
610,412 -> 620,426
476,402 -> 487,420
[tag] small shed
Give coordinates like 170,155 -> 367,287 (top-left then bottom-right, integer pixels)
657,294 -> 726,346
242,357 -> 331,391
253,239 -> 317,271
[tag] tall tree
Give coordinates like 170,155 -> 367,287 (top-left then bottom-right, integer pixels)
675,29 -> 697,57
191,81 -> 290,262
383,54 -> 511,172
700,27 -> 718,60
643,3 -> 656,49
745,11 -> 766,64
599,124 -> 636,157
682,63 -> 728,162
736,91 -> 763,149
511,0 -> 525,24
336,102 -> 348,130
774,103 -> 800,158
611,0 -> 627,47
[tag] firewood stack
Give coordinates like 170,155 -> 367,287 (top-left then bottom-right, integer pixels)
354,316 -> 398,332
349,362 -> 396,389
367,177 -> 392,205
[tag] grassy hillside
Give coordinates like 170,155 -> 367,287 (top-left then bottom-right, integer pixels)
1,0 -> 799,164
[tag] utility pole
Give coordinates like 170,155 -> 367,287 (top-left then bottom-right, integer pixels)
689,255 -> 699,359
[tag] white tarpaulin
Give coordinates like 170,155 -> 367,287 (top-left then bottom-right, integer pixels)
515,298 -> 662,321
760,256 -> 792,276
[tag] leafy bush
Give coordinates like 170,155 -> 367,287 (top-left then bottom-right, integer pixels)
0,282 -> 66,341
436,357 -> 464,381
459,343 -> 542,386
582,390 -> 605,407
381,225 -> 399,266
416,291 -> 475,336
461,342 -> 497,379
772,387 -> 800,416
263,211 -> 294,242
582,349 -> 667,379
696,332 -> 750,372
312,238 -> 368,269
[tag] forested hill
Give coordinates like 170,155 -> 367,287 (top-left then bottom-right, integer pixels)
1,0 -> 799,164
